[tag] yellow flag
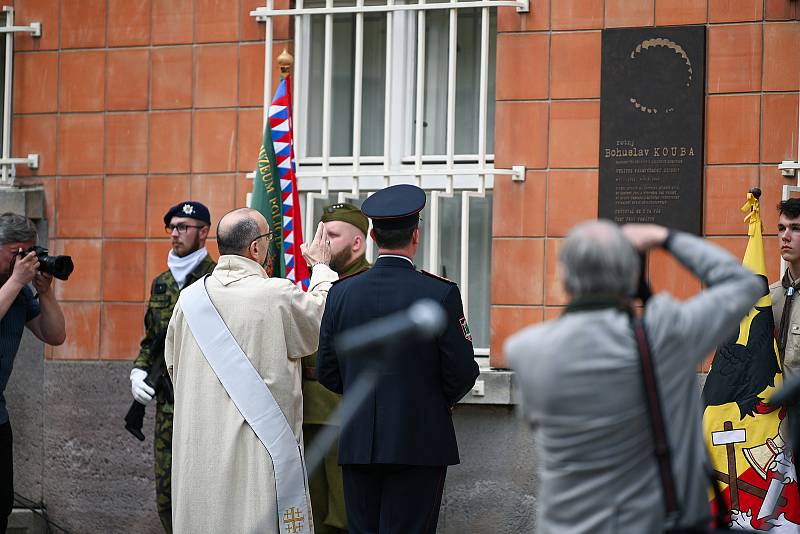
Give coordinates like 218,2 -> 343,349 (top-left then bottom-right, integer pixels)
701,192 -> 797,530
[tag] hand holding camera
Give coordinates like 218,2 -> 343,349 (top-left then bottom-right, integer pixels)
622,224 -> 669,252
10,249 -> 39,287
16,245 -> 74,281
33,272 -> 54,296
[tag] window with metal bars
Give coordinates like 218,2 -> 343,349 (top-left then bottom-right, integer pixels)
300,4 -> 496,160
251,0 -> 527,358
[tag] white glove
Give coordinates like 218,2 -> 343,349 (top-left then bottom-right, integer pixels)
130,368 -> 155,405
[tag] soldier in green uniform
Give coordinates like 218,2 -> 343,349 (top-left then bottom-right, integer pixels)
129,201 -> 216,533
303,203 -> 370,534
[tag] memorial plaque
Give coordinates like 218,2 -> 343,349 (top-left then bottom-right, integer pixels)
598,26 -> 706,234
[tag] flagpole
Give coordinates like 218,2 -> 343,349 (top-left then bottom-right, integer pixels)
273,49 -> 309,289
278,48 -> 293,80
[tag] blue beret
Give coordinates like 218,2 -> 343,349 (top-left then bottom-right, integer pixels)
361,184 -> 426,230
163,201 -> 211,226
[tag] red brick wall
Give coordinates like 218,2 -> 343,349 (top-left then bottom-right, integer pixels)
490,0 -> 800,367
11,0 -> 291,361
8,0 -> 800,367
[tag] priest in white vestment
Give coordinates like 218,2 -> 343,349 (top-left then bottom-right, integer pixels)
165,208 -> 337,534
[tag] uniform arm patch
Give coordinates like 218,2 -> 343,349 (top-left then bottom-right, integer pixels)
459,317 -> 472,342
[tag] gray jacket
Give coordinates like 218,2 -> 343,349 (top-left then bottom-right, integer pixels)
506,232 -> 763,534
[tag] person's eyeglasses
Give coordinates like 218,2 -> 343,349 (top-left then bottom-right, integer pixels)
251,232 -> 274,244
165,223 -> 205,234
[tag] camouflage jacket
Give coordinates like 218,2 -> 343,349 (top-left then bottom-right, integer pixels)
302,255 -> 370,425
133,254 -> 216,412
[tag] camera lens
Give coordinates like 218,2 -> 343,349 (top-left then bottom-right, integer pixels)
40,255 -> 74,281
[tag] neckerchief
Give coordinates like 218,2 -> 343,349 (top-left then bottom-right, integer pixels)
168,247 -> 209,289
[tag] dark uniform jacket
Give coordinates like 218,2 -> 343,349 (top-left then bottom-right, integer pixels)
317,255 -> 479,466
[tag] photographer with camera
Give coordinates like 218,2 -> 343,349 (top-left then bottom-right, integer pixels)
0,213 -> 66,534
505,222 -> 764,533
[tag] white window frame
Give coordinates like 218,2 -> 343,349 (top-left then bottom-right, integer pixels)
251,0 -> 526,359
779,103 -> 800,276
0,5 -> 41,186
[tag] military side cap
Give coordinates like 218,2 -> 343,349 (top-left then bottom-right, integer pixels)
361,184 -> 426,230
321,203 -> 369,236
163,201 -> 211,226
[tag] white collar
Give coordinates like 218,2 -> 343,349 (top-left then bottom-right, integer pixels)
212,255 -> 268,286
378,254 -> 413,265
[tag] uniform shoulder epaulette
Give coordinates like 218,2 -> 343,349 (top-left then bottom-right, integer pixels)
420,270 -> 456,285
332,270 -> 367,285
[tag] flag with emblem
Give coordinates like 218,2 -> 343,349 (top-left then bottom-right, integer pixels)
702,191 -> 800,531
251,75 -> 310,290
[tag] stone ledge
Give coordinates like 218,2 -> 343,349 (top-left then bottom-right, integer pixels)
8,508 -> 47,534
458,368 -> 516,405
456,370 -> 707,405
0,187 -> 44,219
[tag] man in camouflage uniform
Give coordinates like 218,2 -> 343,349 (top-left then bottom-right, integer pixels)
303,203 -> 370,534
130,201 -> 216,533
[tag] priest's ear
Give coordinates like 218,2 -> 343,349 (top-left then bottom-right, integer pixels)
248,237 -> 263,263
248,233 -> 272,267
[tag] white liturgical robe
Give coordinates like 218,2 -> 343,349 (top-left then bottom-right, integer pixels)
165,255 -> 337,534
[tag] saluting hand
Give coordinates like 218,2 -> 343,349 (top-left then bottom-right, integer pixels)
301,222 -> 332,266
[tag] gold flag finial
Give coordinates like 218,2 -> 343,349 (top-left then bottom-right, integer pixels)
278,49 -> 294,79
741,187 -> 762,236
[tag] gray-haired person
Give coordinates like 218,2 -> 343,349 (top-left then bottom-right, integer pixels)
505,222 -> 763,533
0,213 -> 65,534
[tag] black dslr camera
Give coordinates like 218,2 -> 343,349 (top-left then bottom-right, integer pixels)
18,245 -> 74,281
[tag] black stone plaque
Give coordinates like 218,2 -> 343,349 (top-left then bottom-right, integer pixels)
599,26 -> 706,234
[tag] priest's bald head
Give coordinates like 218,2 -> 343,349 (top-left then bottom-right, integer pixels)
216,208 -> 272,267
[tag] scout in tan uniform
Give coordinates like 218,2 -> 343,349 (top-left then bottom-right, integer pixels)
771,198 -> 800,375
303,203 -> 370,534
130,201 -> 216,533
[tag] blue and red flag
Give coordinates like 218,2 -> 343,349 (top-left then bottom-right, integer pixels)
251,75 -> 310,290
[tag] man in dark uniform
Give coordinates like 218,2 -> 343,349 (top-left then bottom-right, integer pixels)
303,203 -> 370,534
129,201 -> 216,532
316,184 -> 479,534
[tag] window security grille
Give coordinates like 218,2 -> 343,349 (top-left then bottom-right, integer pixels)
0,6 -> 40,187
251,0 -> 527,356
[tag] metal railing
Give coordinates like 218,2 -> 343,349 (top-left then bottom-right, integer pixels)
0,5 -> 40,187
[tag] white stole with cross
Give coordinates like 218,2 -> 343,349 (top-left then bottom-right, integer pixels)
179,276 -> 311,534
